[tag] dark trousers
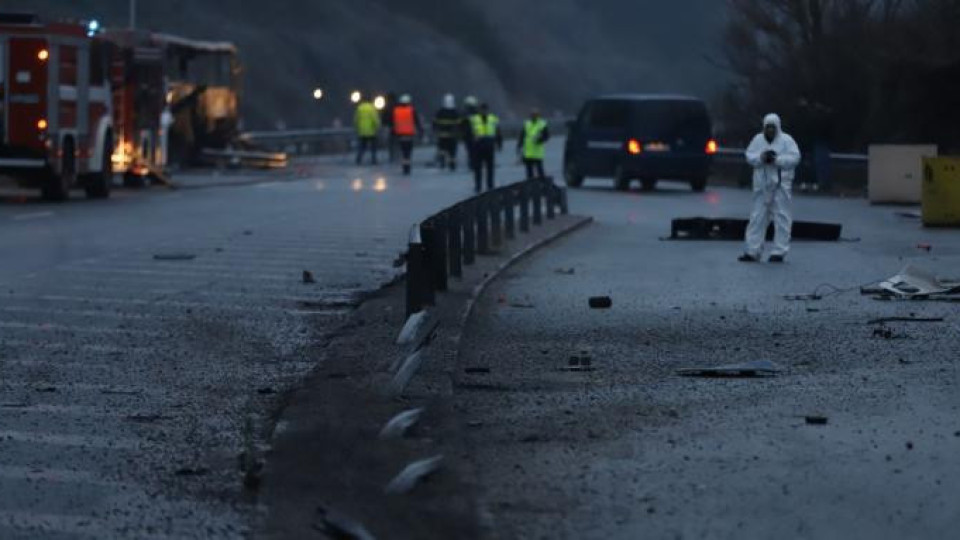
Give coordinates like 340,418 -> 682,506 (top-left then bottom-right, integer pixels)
474,141 -> 495,192
399,137 -> 414,175
356,136 -> 378,165
437,137 -> 458,170
524,158 -> 545,179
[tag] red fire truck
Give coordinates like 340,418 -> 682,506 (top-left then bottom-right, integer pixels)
0,13 -> 114,200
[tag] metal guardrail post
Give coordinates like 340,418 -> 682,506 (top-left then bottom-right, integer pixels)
519,182 -> 530,233
532,179 -> 543,225
422,217 -> 448,292
448,206 -> 463,278
476,197 -> 490,254
418,223 -> 437,306
406,225 -> 426,316
504,187 -> 516,240
490,191 -> 502,247
463,201 -> 476,265
545,178 -> 556,220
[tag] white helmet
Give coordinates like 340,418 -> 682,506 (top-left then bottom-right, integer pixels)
399,94 -> 412,104
443,94 -> 456,109
463,95 -> 478,107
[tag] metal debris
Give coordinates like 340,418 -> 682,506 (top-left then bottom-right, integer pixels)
878,265 -> 960,298
589,296 -> 612,309
805,416 -> 829,425
463,367 -> 491,374
867,316 -> 944,324
314,504 -> 377,540
153,253 -> 197,261
378,408 -> 424,440
668,217 -> 842,241
677,359 -> 784,378
554,268 -> 576,275
302,270 -> 316,284
384,455 -> 444,494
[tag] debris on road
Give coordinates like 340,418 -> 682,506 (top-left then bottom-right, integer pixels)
378,407 -> 424,439
508,300 -> 536,309
560,353 -> 595,372
916,243 -> 932,252
302,270 -> 316,284
667,217 -> 842,241
314,504 -> 377,540
877,265 -> 960,298
554,267 -> 576,275
677,359 -> 784,378
174,466 -> 210,477
384,455 -> 444,494
805,416 -> 829,425
784,293 -> 823,301
125,413 -> 167,423
589,296 -> 612,309
464,366 -> 491,374
895,211 -> 922,219
867,316 -> 944,324
153,253 -> 197,261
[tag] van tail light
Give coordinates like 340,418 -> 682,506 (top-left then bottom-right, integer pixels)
705,139 -> 719,155
627,139 -> 642,155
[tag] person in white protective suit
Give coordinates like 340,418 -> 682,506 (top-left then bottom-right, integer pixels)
739,113 -> 801,263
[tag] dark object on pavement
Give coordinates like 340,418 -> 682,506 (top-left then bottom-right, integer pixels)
256,387 -> 276,395
314,504 -> 377,540
302,270 -> 316,284
738,253 -> 758,263
895,211 -> 922,219
769,254 -> 785,263
384,455 -> 444,494
153,253 -> 196,261
917,243 -> 932,252
868,316 -> 944,324
677,359 -> 783,378
805,416 -> 829,425
464,367 -> 491,374
589,296 -> 612,309
174,466 -> 210,477
669,217 -> 842,241
554,268 -> 576,275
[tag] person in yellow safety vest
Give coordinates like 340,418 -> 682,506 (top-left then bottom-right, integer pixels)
517,108 -> 550,179
354,95 -> 381,165
470,102 -> 503,192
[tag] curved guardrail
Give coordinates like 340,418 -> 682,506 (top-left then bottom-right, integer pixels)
405,176 -> 568,316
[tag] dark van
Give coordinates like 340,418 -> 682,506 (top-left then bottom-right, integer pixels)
563,95 -> 717,192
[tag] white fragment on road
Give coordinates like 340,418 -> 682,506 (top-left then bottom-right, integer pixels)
378,407 -> 424,439
11,211 -> 54,221
384,455 -> 444,494
396,310 -> 429,345
388,350 -> 423,397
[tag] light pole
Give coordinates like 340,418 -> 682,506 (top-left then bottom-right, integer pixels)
129,0 -> 137,29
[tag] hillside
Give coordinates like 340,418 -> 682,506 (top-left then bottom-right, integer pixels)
12,1 -> 727,129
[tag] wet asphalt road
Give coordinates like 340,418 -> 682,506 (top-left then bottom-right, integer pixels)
454,181 -> 960,539
0,148 -> 529,539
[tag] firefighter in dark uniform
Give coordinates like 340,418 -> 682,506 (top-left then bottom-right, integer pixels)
432,94 -> 461,171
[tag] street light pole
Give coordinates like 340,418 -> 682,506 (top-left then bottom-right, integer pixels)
129,0 -> 137,29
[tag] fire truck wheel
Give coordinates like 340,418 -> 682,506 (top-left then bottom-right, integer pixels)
85,134 -> 113,199
41,139 -> 76,202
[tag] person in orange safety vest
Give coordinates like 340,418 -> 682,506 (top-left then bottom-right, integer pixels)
392,94 -> 423,175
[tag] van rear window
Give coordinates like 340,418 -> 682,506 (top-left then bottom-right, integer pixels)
586,101 -> 630,129
630,101 -> 710,136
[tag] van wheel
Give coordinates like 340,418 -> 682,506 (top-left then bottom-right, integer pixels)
691,176 -> 708,192
42,140 -> 75,201
85,133 -> 113,199
641,178 -> 657,191
563,158 -> 584,187
614,167 -> 630,191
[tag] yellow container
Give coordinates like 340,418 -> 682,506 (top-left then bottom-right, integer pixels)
922,157 -> 960,226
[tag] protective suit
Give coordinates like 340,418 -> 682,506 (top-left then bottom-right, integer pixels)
743,114 -> 801,259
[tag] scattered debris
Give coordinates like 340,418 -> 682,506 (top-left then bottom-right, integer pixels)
463,367 -> 491,374
784,293 -> 822,301
805,416 -> 829,425
677,359 -> 784,378
554,268 -> 576,275
668,217 -> 842,241
100,388 -> 142,396
589,296 -> 612,309
895,211 -> 922,219
302,270 -> 316,284
314,504 -> 377,540
916,243 -> 932,252
174,466 -> 210,477
872,327 -> 895,340
378,408 -> 424,440
256,387 -> 276,395
34,386 -> 57,393
384,455 -> 444,494
878,265 -> 960,298
124,413 -> 166,423
867,316 -> 944,324
467,420 -> 484,428
153,253 -> 196,261
508,301 -> 536,309
242,230 -> 253,236
560,353 -> 595,372
520,434 -> 543,443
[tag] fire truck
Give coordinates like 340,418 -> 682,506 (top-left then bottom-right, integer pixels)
0,13 -> 114,200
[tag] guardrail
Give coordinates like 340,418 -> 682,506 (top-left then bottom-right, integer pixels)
240,118 -> 570,157
405,176 -> 568,316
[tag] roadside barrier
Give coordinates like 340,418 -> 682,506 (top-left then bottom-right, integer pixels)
405,176 -> 568,316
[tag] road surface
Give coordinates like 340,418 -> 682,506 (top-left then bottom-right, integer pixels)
450,180 -> 960,539
0,147 -> 533,539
